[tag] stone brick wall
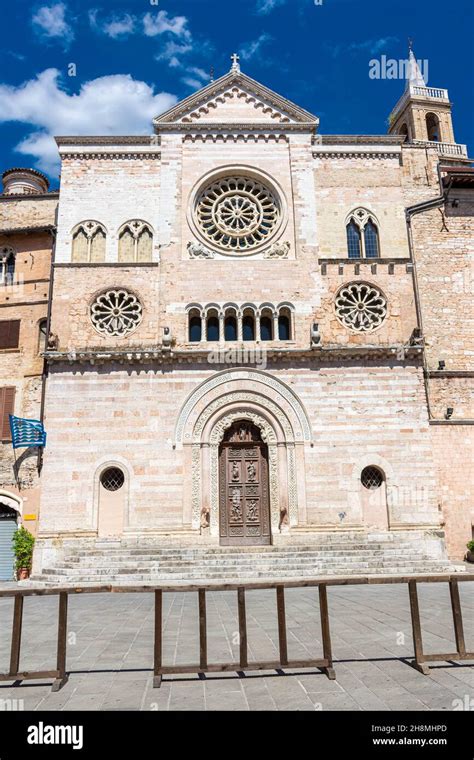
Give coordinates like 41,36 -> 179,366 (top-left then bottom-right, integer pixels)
55,157 -> 161,264
431,425 -> 474,559
314,151 -> 409,258
0,195 -> 57,229
412,196 -> 474,372
38,361 -> 440,536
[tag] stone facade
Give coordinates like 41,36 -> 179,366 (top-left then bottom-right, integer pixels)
5,60 -> 469,576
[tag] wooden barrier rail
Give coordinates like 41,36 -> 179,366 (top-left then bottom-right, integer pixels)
0,574 -> 472,691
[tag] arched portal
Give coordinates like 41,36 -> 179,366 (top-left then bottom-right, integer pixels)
176,369 -> 313,539
219,421 -> 271,546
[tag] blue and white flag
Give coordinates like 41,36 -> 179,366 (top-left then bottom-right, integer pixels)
9,415 -> 47,450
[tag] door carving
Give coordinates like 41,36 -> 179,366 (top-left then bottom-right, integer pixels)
219,421 -> 271,546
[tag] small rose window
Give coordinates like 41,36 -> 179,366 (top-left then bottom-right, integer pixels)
335,283 -> 387,333
90,289 -> 143,337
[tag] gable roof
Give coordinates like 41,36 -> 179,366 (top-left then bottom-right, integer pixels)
153,69 -> 319,129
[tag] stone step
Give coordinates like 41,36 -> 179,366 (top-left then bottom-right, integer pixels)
32,536 -> 455,586
35,568 -> 452,585
63,548 -> 431,562
62,542 -> 427,557
40,561 -> 450,579
61,547 -> 438,562
44,551 -> 441,566
48,558 -> 440,573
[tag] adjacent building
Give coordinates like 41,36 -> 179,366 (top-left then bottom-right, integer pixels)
0,169 -> 57,579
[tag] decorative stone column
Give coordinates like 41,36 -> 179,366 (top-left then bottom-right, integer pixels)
273,311 -> 279,341
237,310 -> 243,342
219,311 -> 225,345
277,442 -> 290,531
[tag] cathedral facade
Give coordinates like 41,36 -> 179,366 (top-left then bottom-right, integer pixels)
29,54 -> 473,579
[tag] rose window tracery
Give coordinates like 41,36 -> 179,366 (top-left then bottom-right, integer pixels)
335,283 -> 387,332
195,176 -> 281,253
90,289 -> 143,337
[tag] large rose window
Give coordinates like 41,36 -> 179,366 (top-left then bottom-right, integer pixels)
195,176 -> 281,253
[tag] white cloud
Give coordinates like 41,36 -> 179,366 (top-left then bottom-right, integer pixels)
5,50 -> 26,61
32,2 -> 74,45
155,41 -> 193,68
89,10 -> 136,39
0,69 -> 177,175
256,0 -> 286,15
143,10 -> 191,39
181,67 -> 210,91
181,78 -> 203,90
330,37 -> 399,57
240,33 -> 272,61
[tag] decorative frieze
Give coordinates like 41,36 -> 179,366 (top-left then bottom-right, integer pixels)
61,153 -> 161,161
313,151 -> 401,160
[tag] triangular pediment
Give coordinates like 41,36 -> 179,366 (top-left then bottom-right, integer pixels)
154,71 -> 318,128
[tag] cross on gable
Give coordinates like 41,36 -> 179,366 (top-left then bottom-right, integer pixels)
231,53 -> 241,71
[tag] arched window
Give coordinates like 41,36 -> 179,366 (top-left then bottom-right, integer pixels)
224,313 -> 238,342
260,311 -> 273,341
38,319 -> 48,353
426,112 -> 441,142
364,220 -> 380,259
242,311 -> 255,341
346,221 -> 362,259
0,247 -> 15,285
346,209 -> 380,259
206,310 -> 220,341
118,221 -> 153,262
188,309 -> 202,343
399,122 -> 409,141
360,465 -> 389,530
278,309 -> 291,341
98,465 -> 127,538
72,221 -> 106,263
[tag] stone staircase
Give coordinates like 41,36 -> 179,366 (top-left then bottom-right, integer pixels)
30,534 -> 460,586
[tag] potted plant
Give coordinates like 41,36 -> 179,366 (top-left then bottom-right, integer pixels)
466,540 -> 474,564
12,526 -> 35,580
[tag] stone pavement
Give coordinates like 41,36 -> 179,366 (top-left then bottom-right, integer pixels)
0,584 -> 472,711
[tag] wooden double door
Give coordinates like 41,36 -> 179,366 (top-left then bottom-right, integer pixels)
219,421 -> 271,546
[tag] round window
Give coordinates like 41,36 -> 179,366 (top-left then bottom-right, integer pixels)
335,283 -> 387,333
100,467 -> 125,492
361,466 -> 384,490
195,175 -> 282,254
90,289 -> 143,337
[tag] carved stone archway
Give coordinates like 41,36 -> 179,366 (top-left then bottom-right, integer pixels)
191,403 -> 299,538
177,370 -> 311,538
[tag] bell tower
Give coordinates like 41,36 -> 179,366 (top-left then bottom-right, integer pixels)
388,44 -> 467,159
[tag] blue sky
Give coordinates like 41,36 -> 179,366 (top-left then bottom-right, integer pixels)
1,0 -> 473,186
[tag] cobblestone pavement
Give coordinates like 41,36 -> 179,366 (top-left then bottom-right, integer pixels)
0,584 -> 472,711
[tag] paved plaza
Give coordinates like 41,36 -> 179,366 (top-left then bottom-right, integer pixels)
0,583 -> 472,711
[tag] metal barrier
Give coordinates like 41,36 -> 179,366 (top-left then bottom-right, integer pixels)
0,574 -> 472,691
